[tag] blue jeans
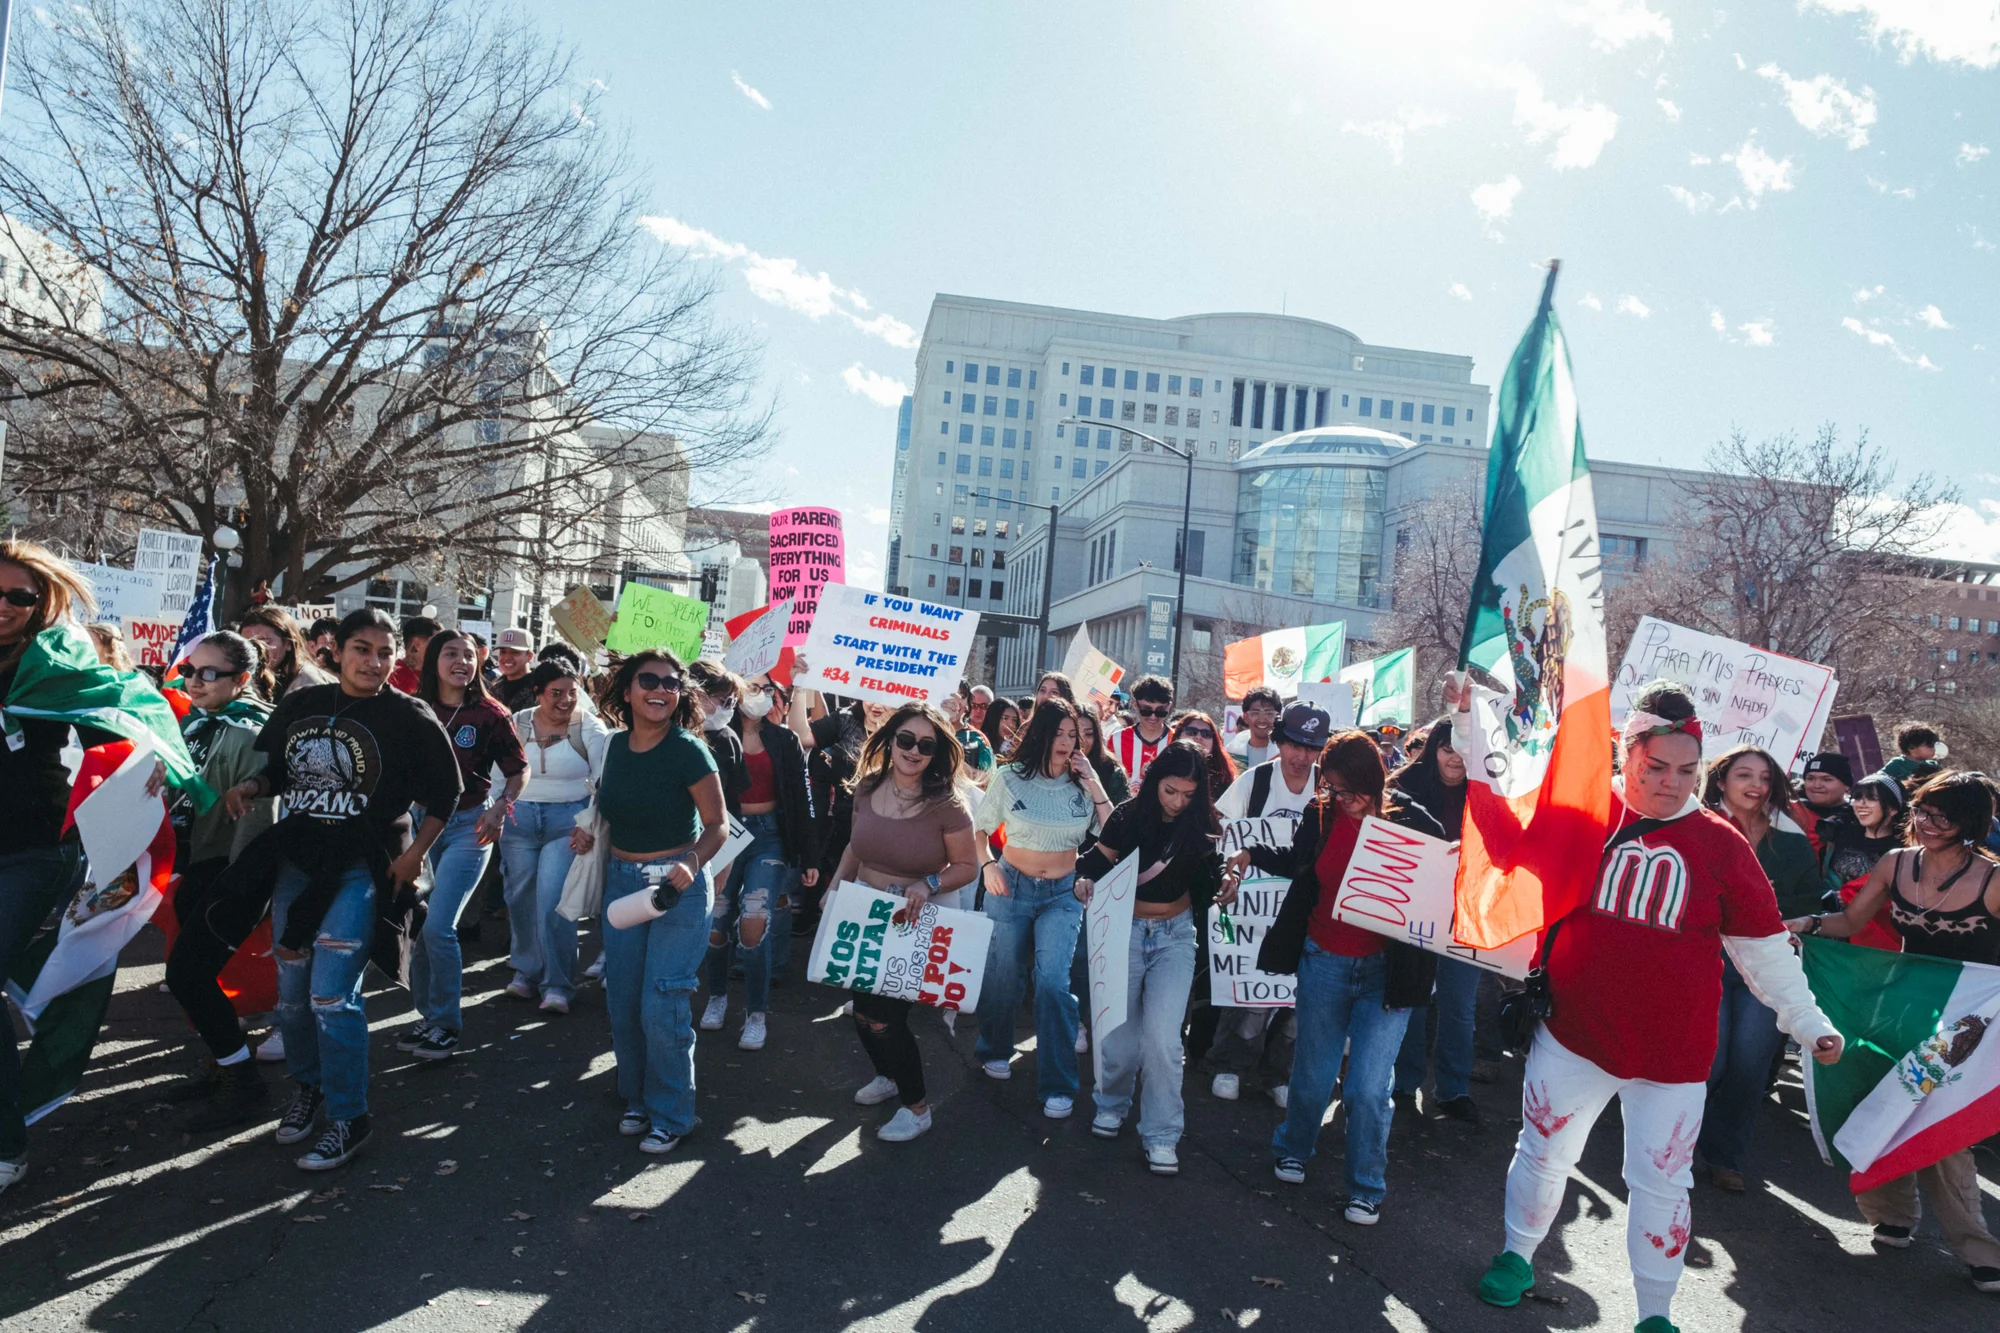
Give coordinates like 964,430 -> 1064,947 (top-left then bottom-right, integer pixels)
1697,957 -> 1784,1173
0,842 -> 85,1160
410,804 -> 493,1031
1093,910 -> 1198,1147
704,813 -> 792,1012
1394,954 -> 1480,1101
500,797 -> 588,1000
974,862 -> 1084,1100
601,857 -> 712,1136
1273,943 -> 1412,1205
272,860 -> 377,1122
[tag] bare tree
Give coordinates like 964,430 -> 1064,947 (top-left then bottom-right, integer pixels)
0,0 -> 767,610
1376,480 -> 1485,720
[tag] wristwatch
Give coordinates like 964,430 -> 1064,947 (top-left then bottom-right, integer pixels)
924,873 -> 943,893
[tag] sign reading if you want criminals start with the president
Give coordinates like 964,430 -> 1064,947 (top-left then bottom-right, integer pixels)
801,584 -> 978,708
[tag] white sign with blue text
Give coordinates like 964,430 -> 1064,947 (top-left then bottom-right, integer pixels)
800,583 -> 979,708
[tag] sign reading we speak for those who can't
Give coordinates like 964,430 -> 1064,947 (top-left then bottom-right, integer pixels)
801,583 -> 978,707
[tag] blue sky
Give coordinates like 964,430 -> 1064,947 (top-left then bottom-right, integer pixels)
556,0 -> 2000,585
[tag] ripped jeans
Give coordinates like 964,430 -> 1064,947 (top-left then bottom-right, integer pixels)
271,860 -> 377,1122
703,812 -> 793,1013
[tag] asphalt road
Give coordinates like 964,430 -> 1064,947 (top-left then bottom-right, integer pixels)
4,921 -> 1998,1333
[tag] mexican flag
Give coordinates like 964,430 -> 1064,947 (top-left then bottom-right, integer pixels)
1340,648 -> 1415,728
1223,622 -> 1344,700
1801,938 -> 2000,1193
1452,264 -> 1614,950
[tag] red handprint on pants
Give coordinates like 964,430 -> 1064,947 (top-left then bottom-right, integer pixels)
1645,1199 -> 1692,1259
1523,1081 -> 1575,1138
1646,1113 -> 1699,1177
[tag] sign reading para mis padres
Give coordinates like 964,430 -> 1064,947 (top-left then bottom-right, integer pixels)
801,583 -> 979,707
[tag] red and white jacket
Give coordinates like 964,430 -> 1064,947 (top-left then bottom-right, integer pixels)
1107,723 -> 1168,784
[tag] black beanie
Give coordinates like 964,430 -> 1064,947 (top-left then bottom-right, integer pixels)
1803,752 -> 1854,787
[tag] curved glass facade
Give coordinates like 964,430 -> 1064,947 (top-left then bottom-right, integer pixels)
1231,429 -> 1400,607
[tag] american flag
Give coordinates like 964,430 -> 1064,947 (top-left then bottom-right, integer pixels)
169,554 -> 218,665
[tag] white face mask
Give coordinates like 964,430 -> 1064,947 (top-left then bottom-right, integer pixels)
702,704 -> 734,732
739,691 -> 775,720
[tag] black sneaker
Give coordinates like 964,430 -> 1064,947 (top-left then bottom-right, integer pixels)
159,1058 -> 222,1104
274,1085 -> 324,1146
638,1119 -> 699,1155
1436,1095 -> 1481,1125
1391,1090 -> 1418,1115
412,1028 -> 460,1061
1971,1267 -> 2000,1294
296,1115 -> 371,1170
395,1023 -> 437,1054
183,1061 -> 270,1133
1872,1223 -> 1913,1248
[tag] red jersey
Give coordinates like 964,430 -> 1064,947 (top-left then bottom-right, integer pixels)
1544,804 -> 1783,1083
1109,725 -> 1165,783
388,663 -> 421,694
1309,811 -> 1384,957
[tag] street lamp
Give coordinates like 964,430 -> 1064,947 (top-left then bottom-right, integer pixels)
1008,496 -> 1062,678
1061,418 -> 1196,697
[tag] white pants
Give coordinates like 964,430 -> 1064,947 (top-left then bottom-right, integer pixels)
1503,1028 -> 1707,1321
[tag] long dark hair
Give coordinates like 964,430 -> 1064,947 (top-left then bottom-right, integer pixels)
981,696 -> 1021,757
1133,740 -> 1221,857
852,703 -> 964,807
1907,770 -> 1999,856
1170,710 -> 1237,797
236,604 -> 312,696
1313,729 -> 1394,819
1074,708 -> 1113,768
1008,697 -> 1081,781
1700,745 -> 1789,818
419,629 -> 491,706
1389,715 -> 1455,792
598,649 -> 700,731
200,629 -> 278,702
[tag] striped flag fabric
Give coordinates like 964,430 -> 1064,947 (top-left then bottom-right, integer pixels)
1801,938 -> 2000,1193
1339,647 -> 1416,728
1451,264 -> 1614,950
168,554 -> 219,666
1222,622 -> 1344,700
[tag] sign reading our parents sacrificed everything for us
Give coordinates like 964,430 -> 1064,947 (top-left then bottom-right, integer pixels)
768,506 -> 845,645
806,883 -> 992,1012
1331,816 -> 1536,979
801,583 -> 979,707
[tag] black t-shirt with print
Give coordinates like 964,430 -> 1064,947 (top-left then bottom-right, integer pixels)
255,683 -> 463,852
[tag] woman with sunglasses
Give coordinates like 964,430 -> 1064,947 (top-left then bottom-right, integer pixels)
1788,770 -> 2000,1291
831,704 -> 978,1140
1074,741 -> 1236,1175
591,650 -> 730,1154
1170,710 -> 1237,800
1074,710 -> 1132,808
402,629 -> 527,1061
972,698 -> 1112,1118
238,604 -> 335,698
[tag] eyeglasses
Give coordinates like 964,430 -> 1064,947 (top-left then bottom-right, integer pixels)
1181,728 -> 1214,741
1327,787 -> 1371,806
182,666 -> 239,684
0,588 -> 40,608
633,672 -> 683,694
1136,704 -> 1170,718
892,730 -> 938,757
1911,806 -> 1954,830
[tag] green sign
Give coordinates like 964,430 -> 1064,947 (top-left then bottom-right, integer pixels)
605,582 -> 710,660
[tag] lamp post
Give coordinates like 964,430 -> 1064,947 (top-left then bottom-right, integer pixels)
1008,497 -> 1062,678
1061,418 -> 1196,697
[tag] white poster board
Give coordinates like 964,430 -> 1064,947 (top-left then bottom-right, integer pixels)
724,598 -> 792,680
705,815 -> 755,887
807,882 -> 992,1012
1084,852 -> 1139,1091
1331,816 -> 1536,978
80,564 -> 164,623
1296,680 -> 1357,730
1061,621 -> 1127,711
800,583 -> 979,707
72,741 -> 166,890
1611,616 -> 1839,771
133,528 -> 204,619
1210,817 -> 1302,1008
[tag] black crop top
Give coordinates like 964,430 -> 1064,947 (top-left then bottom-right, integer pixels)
1076,799 -> 1225,906
1888,849 -> 2000,966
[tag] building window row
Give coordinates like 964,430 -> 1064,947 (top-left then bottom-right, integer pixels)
1068,364 -> 1211,398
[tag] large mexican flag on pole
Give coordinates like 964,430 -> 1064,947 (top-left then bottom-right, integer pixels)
1801,937 -> 2000,1193
1222,622 -> 1344,700
1452,264 -> 1614,950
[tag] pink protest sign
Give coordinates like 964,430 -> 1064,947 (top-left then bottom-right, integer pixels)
767,506 -> 845,645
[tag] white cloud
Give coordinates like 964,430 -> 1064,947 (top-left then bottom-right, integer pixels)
846,547 -> 885,592
1341,109 -> 1451,164
1756,64 -> 1878,148
1804,1 -> 2000,70
1855,284 -> 1885,303
1448,281 -> 1473,301
863,506 -> 892,526
841,363 -> 908,407
1916,303 -> 1953,330
1617,294 -> 1653,318
1665,184 -> 1716,213
1738,318 -> 1776,346
1924,497 -> 2000,563
1723,137 -> 1797,205
731,71 -> 772,110
1497,67 -> 1619,170
1658,97 -> 1682,120
1959,142 -> 1991,166
1710,309 -> 1729,334
1689,152 -> 1713,165
640,216 -> 919,349
1867,176 -> 1917,198
1578,292 -> 1604,311
1470,175 -> 1523,237
1841,315 -> 1940,369
1568,0 -> 1672,49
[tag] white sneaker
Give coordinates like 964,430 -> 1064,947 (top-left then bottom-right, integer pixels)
1043,1095 -> 1074,1120
1344,1199 -> 1381,1226
1212,1072 -> 1241,1101
1146,1144 -> 1179,1175
982,1059 -> 1012,1081
876,1106 -> 932,1142
699,996 -> 727,1031
255,1030 -> 286,1063
1075,1026 -> 1090,1054
539,993 -> 570,1015
0,1157 -> 27,1194
854,1076 -> 899,1106
1269,1083 -> 1289,1110
503,976 -> 537,1000
738,1012 -> 767,1051
1090,1111 -> 1123,1139
584,955 -> 605,981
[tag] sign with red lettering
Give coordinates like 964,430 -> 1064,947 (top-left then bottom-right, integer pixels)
767,506 -> 845,646
123,616 -> 184,668
1332,816 -> 1536,978
800,583 -> 978,708
805,882 -> 992,1011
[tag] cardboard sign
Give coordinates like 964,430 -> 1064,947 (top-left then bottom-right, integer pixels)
806,882 -> 992,1011
551,586 -> 613,656
768,506 -> 845,645
800,583 -> 978,708
1084,851 -> 1139,1089
123,617 -> 183,668
1332,816 -> 1535,979
605,582 -> 709,659
1061,624 -> 1127,711
458,619 -> 494,643
1210,817 -> 1302,1007
133,528 -> 204,619
80,564 -> 164,623
1612,616 -> 1839,770
724,599 -> 792,680
1834,714 -> 1885,778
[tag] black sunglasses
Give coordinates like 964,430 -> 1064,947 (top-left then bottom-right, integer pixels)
1181,727 -> 1214,741
1,588 -> 41,608
892,730 -> 938,757
1135,704 -> 1170,718
634,672 -> 683,693
182,665 -> 241,684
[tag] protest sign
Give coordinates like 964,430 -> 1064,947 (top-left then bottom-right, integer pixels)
1834,714 -> 1885,778
768,506 -> 845,645
726,603 -> 795,688
1084,852 -> 1138,1089
707,815 -> 754,887
551,586 -> 613,656
1209,818 -> 1302,1008
133,528 -> 204,619
800,583 -> 978,707
806,882 -> 991,1011
1295,679 -> 1357,729
123,617 -> 182,668
80,564 -> 163,623
1611,616 -> 1839,770
458,619 -> 494,643
72,741 -> 166,890
605,582 -> 709,659
1061,621 -> 1127,711
724,599 -> 792,680
1331,816 -> 1536,979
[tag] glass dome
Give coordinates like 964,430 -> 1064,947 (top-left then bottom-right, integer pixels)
1232,427 -> 1406,606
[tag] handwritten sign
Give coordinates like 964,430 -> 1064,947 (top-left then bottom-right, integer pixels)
123,617 -> 183,668
1612,616 -> 1839,770
768,506 -> 845,645
551,586 -> 613,656
134,528 -> 204,619
80,564 -> 164,623
1062,629 -> 1127,712
724,599 -> 792,680
605,582 -> 709,660
801,583 -> 978,707
1332,816 -> 1535,979
707,815 -> 754,887
806,882 -> 991,1011
1210,817 -> 1301,1007
1085,852 -> 1138,1090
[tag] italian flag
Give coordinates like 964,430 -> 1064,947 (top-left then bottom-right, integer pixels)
1340,647 -> 1415,728
1223,622 -> 1344,700
1453,265 -> 1614,950
1801,938 -> 2000,1193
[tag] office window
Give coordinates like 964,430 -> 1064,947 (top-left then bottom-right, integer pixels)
961,577 -> 979,599
1271,385 -> 1286,432
1359,397 -> 1373,417
964,363 -> 978,383
970,549 -> 985,568
1119,432 -> 1133,451
1251,382 -> 1266,430
932,512 -> 940,526
954,485 -> 968,501
1051,487 -> 1060,501
962,394 -> 975,413
1053,454 -> 1064,471
989,581 -> 1004,600
1420,434 -> 1433,444
1145,372 -> 1160,393
980,426 -> 995,446
1422,404 -> 1436,424
983,396 -> 997,415
937,450 -> 947,465
1002,428 -> 1017,448
1466,408 -> 1475,421
1061,362 -> 1070,375
992,550 -> 1006,571
1122,401 -> 1136,422
1443,406 -> 1456,426
1081,365 -> 1095,385
985,365 -> 999,385
1056,425 -> 1065,441
958,425 -> 972,443
1000,459 -> 1014,478
1174,528 -> 1206,577
1072,456 -> 1087,477
978,456 -> 993,476
943,391 -> 951,404
928,543 -> 938,558
1341,393 -> 1350,407
939,421 -> 949,436
975,491 -> 989,508
945,361 -> 955,374
1023,431 -> 1032,449
1058,393 -> 1068,408
948,546 -> 963,564
1294,390 -> 1308,432
1165,405 -> 1179,426
1401,401 -> 1415,422
1007,368 -> 1021,388
1004,398 -> 1019,418
1230,379 -> 1246,426
1025,401 -> 1035,420
1123,369 -> 1138,391
1143,403 -> 1158,424
1098,429 -> 1112,449
1947,648 -> 1960,662
955,453 -> 971,474
947,577 -> 961,596
1948,616 -> 1962,631
1101,365 -> 1115,386
1095,459 -> 1108,475
1190,377 -> 1203,397
1029,371 -> 1037,389
927,573 -> 937,588
1315,388 -> 1329,427
1167,375 -> 1181,394
973,518 -> 987,536
996,521 -> 1009,538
